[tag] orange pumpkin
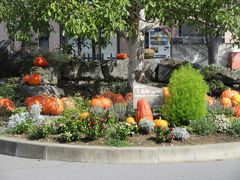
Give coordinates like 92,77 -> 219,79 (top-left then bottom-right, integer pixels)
136,98 -> 153,122
231,94 -> 240,107
33,56 -> 49,67
25,95 -> 46,106
220,89 -> 239,99
41,97 -> 64,115
163,87 -> 170,104
0,98 -> 15,112
220,97 -> 232,108
24,74 -> 42,86
61,97 -> 76,109
124,93 -> 133,103
117,53 -> 128,60
91,98 -> 102,107
112,94 -> 127,104
98,97 -> 113,110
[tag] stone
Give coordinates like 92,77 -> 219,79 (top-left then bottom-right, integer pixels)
60,62 -> 80,80
218,68 -> 240,85
19,84 -> 65,97
101,60 -> 129,81
157,59 -> 186,83
29,66 -> 60,85
0,40 -> 12,65
78,61 -> 104,81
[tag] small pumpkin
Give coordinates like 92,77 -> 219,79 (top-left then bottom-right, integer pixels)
231,94 -> 240,107
61,97 -> 76,109
220,89 -> 239,99
25,95 -> 46,106
154,119 -> 168,128
24,74 -> 42,86
41,97 -> 64,115
0,98 -> 15,112
80,112 -> 90,119
220,97 -> 232,108
136,98 -> 153,122
33,56 -> 49,67
117,53 -> 128,60
126,117 -> 136,125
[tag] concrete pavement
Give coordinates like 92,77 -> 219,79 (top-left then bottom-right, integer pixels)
0,154 -> 240,180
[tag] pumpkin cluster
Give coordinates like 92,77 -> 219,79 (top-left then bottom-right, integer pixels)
0,98 -> 15,113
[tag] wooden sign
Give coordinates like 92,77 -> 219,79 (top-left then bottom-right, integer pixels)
133,81 -> 164,109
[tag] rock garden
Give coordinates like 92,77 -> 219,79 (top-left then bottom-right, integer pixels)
0,46 -> 240,147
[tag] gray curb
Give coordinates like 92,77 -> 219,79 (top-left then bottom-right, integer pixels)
0,136 -> 240,163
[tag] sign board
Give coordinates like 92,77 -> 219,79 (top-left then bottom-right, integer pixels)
133,81 -> 164,109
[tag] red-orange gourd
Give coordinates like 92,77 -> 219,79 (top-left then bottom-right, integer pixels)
220,89 -> 239,99
136,98 -> 153,122
0,98 -> 15,112
112,94 -> 126,104
124,93 -> 133,103
33,56 -> 49,67
61,97 -> 76,109
101,91 -> 115,100
117,53 -> 128,60
41,97 -> 64,115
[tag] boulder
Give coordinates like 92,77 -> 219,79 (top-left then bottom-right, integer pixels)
135,60 -> 158,82
101,60 -> 129,81
19,84 -> 65,97
157,59 -> 186,83
60,61 -> 80,80
78,61 -> 104,81
29,66 -> 60,85
0,40 -> 12,65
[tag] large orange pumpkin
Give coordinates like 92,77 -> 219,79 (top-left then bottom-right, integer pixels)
41,97 -> 64,115
220,89 -> 239,99
117,53 -> 128,60
220,97 -> 232,108
0,98 -> 15,112
25,95 -> 46,106
24,74 -> 42,86
98,97 -> 112,109
61,97 -> 76,109
136,98 -> 153,122
33,56 -> 49,67
124,93 -> 133,103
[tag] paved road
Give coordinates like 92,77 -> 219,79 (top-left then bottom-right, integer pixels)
0,154 -> 240,180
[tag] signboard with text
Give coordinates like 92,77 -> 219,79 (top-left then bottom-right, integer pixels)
133,81 -> 164,109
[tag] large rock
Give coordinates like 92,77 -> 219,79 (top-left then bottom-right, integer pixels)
135,60 -> 158,82
78,61 -> 104,81
101,60 -> 129,81
0,40 -> 12,65
29,66 -> 60,85
19,85 -> 65,97
157,59 -> 186,83
61,61 -> 80,80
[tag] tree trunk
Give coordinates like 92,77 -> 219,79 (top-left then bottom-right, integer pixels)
207,35 -> 222,64
127,8 -> 146,87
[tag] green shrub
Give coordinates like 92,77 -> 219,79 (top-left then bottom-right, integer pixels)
163,64 -> 209,126
10,120 -> 34,134
208,104 -> 234,117
228,118 -> 240,138
190,115 -> 217,135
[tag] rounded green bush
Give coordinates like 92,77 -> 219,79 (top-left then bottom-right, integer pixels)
163,64 -> 209,126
